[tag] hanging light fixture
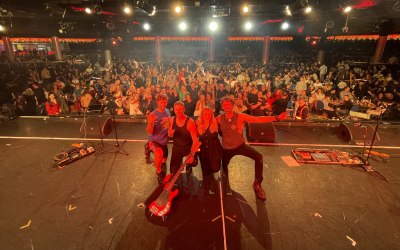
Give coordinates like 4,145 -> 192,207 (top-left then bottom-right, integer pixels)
136,1 -> 156,16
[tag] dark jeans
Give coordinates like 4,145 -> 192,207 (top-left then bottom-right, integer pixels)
170,145 -> 192,191
222,143 -> 264,184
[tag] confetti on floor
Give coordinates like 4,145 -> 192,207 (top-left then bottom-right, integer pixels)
68,205 -> 77,211
20,220 -> 31,229
346,236 -> 357,246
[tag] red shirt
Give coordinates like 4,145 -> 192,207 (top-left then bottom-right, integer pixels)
46,101 -> 60,115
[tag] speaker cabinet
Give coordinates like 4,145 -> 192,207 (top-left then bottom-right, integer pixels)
80,116 -> 113,137
337,123 -> 379,145
246,122 -> 276,143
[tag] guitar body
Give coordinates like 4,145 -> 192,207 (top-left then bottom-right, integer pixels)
148,186 -> 179,217
148,141 -> 201,218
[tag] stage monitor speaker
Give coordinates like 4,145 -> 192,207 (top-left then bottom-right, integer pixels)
337,123 -> 379,145
80,116 -> 113,137
246,122 -> 275,143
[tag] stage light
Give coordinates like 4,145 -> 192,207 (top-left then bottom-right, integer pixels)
143,23 -> 150,31
0,24 -> 6,32
344,6 -> 352,13
209,21 -> 218,31
284,6 -> 292,16
85,7 -> 92,14
305,6 -> 312,13
242,5 -> 249,13
58,28 -> 63,34
179,22 -> 187,31
175,6 -> 181,14
244,21 -> 253,30
281,22 -> 289,30
123,5 -> 132,14
137,1 -> 156,16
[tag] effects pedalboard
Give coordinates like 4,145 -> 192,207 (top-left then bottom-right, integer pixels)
53,143 -> 95,168
291,148 -> 364,165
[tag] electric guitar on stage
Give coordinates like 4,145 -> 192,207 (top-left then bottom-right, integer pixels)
148,142 -> 200,218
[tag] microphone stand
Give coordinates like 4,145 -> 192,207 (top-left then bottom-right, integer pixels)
109,95 -> 129,156
94,92 -> 114,155
361,97 -> 388,181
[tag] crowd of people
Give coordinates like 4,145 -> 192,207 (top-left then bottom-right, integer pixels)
0,50 -> 399,121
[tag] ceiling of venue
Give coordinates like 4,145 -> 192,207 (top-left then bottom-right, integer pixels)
0,0 -> 399,38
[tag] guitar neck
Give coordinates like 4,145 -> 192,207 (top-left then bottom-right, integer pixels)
165,152 -> 194,191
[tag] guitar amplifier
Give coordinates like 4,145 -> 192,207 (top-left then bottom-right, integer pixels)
246,122 -> 276,143
80,116 -> 113,137
337,122 -> 379,145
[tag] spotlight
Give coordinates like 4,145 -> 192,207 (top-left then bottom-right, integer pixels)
137,1 -> 156,16
244,21 -> 252,30
179,22 -> 187,31
58,28 -> 63,34
143,23 -> 150,31
175,6 -> 181,14
284,6 -> 292,16
281,22 -> 289,30
209,21 -> 218,31
0,24 -> 6,32
123,6 -> 132,14
85,7 -> 92,14
305,6 -> 312,13
344,6 -> 352,13
242,5 -> 249,13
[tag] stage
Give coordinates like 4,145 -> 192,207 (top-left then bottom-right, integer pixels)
0,117 -> 399,250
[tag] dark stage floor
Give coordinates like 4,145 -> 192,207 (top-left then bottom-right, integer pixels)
0,117 -> 400,250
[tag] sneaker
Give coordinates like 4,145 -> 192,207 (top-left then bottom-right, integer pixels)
253,181 -> 266,201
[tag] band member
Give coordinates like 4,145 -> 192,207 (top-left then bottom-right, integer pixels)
146,94 -> 170,182
168,101 -> 198,187
217,97 -> 287,201
196,107 -> 222,194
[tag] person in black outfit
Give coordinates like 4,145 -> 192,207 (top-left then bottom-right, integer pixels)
183,94 -> 196,117
336,95 -> 353,117
168,101 -> 199,190
32,82 -> 47,115
273,91 -> 290,115
196,107 -> 222,194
